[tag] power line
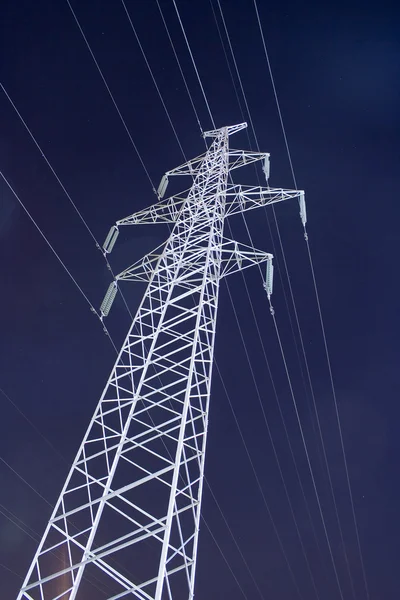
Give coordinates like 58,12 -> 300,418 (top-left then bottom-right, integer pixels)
120,0 -> 187,160
64,6 -> 257,594
268,306 -> 345,600
0,560 -> 22,581
252,0 -> 296,187
1,22 -> 255,600
0,171 -> 95,313
213,0 -> 318,453
172,0 -> 216,128
252,1 -> 370,598
0,171 -> 119,350
215,362 -> 303,600
168,3 -> 309,594
205,6 -> 322,592
225,278 -> 321,599
0,82 -> 99,248
211,0 -> 323,478
65,0 -> 156,194
209,0 -> 246,122
0,386 -> 67,464
0,456 -> 53,508
201,518 -> 249,600
168,5 -> 311,596
210,5 -> 327,587
0,81 -> 136,329
213,3 -> 356,596
155,0 -> 203,133
0,503 -> 111,596
215,0 -> 258,148
241,205 -> 345,598
60,6 -> 269,595
205,479 -> 266,600
0,98 -> 251,600
1,72 -> 251,600
0,504 -> 40,545
306,236 -> 370,597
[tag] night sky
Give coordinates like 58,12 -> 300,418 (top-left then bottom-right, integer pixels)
1,0 -> 399,598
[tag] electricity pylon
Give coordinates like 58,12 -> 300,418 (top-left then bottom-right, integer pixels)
18,123 -> 303,600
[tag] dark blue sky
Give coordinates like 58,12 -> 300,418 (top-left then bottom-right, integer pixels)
1,0 -> 399,598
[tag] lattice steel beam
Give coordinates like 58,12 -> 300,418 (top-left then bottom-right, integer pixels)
17,122 -> 304,600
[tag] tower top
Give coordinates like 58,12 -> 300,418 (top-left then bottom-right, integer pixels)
203,121 -> 247,138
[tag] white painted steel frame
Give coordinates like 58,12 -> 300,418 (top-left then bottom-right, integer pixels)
17,123 -> 298,600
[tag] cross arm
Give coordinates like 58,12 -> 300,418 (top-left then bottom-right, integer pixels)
100,237 -> 274,317
225,184 -> 304,216
114,238 -> 272,284
220,238 -> 273,279
101,184 -> 305,255
116,193 -> 189,227
101,193 -> 188,254
115,184 -> 303,226
166,149 -> 269,176
164,153 -> 208,177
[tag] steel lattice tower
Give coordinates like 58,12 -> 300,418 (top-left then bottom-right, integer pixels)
18,123 -> 303,600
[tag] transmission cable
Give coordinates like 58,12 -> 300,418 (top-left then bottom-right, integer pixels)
0,561 -> 22,581
253,2 -> 370,598
208,6 -> 325,574
168,3 -> 310,595
174,7 -> 314,596
155,0 -> 203,133
0,171 -> 97,321
172,0 -> 216,129
0,81 -> 136,324
211,0 -> 320,465
0,104 -> 159,591
224,278 -> 320,599
0,502 -> 43,542
201,517 -> 249,600
214,361 -> 303,599
204,479 -> 265,600
0,171 -> 118,350
240,210 -> 345,600
0,87 -> 247,600
1,77 -> 240,597
11,2 -> 310,595
120,0 -> 187,160
212,0 -> 313,417
212,0 -> 332,580
267,299 -> 345,600
0,502 -> 111,596
214,0 -> 324,464
0,82 -> 99,249
0,181 -> 141,593
117,8 -> 265,586
0,386 -> 66,463
65,0 -> 156,194
0,439 -> 143,593
59,4 -> 262,595
213,3 -> 355,597
208,0 -> 245,122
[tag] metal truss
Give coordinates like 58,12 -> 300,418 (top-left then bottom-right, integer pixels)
116,186 -> 302,226
116,238 -> 272,285
17,122 -> 303,600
